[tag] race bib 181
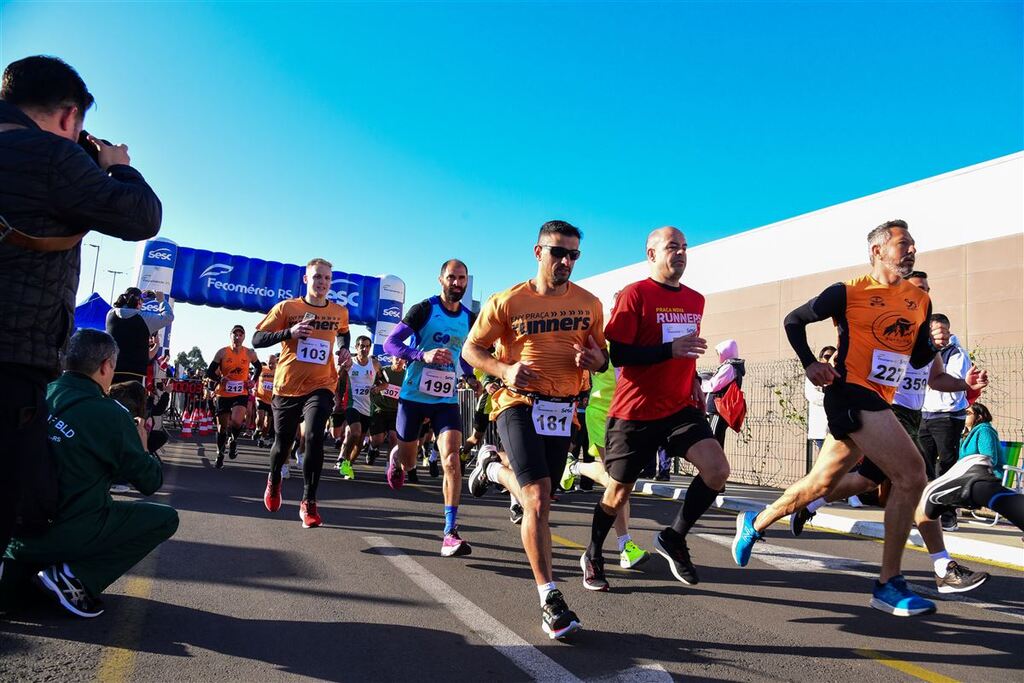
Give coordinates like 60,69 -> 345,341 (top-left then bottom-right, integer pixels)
531,399 -> 574,437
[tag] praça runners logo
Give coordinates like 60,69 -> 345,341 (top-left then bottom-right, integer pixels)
198,263 -> 293,299
872,311 -> 917,352
510,309 -> 592,336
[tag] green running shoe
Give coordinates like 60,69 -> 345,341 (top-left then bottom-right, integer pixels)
619,540 -> 650,569
560,459 -> 579,492
339,460 -> 355,480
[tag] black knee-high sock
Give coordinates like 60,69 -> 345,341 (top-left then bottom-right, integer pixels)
972,479 -> 1024,531
587,504 -> 617,559
217,431 -> 227,452
231,425 -> 241,440
671,475 -> 719,537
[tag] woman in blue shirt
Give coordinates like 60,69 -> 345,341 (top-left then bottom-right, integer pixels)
960,402 -> 1006,479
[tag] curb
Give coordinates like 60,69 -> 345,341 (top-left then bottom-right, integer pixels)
633,480 -> 1023,570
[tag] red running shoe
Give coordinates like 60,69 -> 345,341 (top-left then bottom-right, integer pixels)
300,500 -> 322,528
264,474 -> 282,512
386,456 -> 405,490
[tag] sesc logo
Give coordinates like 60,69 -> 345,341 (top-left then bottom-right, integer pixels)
382,306 -> 401,319
147,247 -> 174,262
199,264 -> 234,280
327,281 -> 360,308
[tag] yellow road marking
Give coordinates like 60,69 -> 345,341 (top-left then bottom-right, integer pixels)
855,648 -> 960,683
550,533 -> 585,550
94,576 -> 154,683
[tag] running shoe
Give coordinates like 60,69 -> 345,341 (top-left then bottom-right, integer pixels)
619,540 -> 650,569
228,437 -> 238,460
367,448 -> 378,466
936,561 -> 989,594
940,512 -> 959,532
109,483 -> 132,494
580,553 -> 609,591
541,589 -> 581,640
790,507 -> 816,537
339,460 -> 355,480
264,474 -> 282,512
923,454 -> 997,520
33,564 -> 104,618
559,459 -> 578,492
469,445 -> 500,497
441,529 -> 472,557
654,531 -> 698,585
429,457 -> 440,478
407,468 -> 419,484
299,500 -> 322,528
731,511 -> 763,567
509,502 -> 524,525
386,456 -> 405,490
215,451 -> 225,469
870,575 -> 936,616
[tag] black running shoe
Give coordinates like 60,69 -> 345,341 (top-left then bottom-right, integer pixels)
541,589 -> 581,640
367,448 -> 378,466
469,446 -> 500,497
228,437 -> 238,460
654,530 -> 699,585
936,561 -> 989,594
940,511 -> 959,532
509,502 -> 524,525
407,468 -> 419,484
33,564 -> 105,618
790,507 -> 816,537
580,553 -> 609,591
215,451 -> 225,469
429,457 -> 440,478
923,454 -> 998,520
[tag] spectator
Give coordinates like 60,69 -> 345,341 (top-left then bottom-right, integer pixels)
805,346 -> 835,451
920,314 -> 971,530
702,339 -> 745,448
0,56 -> 162,555
0,329 -> 177,618
106,288 -> 174,384
960,402 -> 1006,481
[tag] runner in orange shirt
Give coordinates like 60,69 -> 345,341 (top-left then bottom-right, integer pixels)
464,220 -> 607,640
253,353 -> 278,448
253,258 -> 351,528
205,325 -> 262,468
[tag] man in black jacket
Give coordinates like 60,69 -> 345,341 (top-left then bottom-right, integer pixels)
0,55 -> 162,554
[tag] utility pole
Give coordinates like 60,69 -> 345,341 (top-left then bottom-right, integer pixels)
108,269 -> 126,303
87,243 -> 100,294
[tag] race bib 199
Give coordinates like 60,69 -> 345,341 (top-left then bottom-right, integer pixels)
225,380 -> 244,394
296,337 -> 330,365
662,322 -> 697,344
531,399 -> 574,437
419,368 -> 456,397
870,349 -> 910,387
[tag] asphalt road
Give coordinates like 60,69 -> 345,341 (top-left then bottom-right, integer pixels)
2,438 -> 1022,682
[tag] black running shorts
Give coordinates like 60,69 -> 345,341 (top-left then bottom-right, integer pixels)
215,395 -> 248,415
496,404 -> 571,487
345,407 -> 370,432
369,410 -> 397,436
823,382 -> 891,440
604,406 -> 715,484
256,399 -> 273,413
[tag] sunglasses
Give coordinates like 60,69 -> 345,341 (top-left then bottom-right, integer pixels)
537,244 -> 581,261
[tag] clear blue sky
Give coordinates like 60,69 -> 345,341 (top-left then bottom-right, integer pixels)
3,1 -> 1021,361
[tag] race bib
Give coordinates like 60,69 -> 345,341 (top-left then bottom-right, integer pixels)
870,349 -> 910,387
382,384 -> 401,400
531,399 -> 574,437
899,365 -> 929,393
225,380 -> 244,394
296,337 -> 330,364
262,380 -> 274,392
662,322 -> 697,344
354,385 -> 371,396
419,368 -> 456,397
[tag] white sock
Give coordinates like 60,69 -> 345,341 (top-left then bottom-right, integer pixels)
617,534 -> 631,552
930,551 -> 952,576
537,581 -> 557,606
807,497 -> 827,513
509,493 -> 519,509
486,461 -> 504,484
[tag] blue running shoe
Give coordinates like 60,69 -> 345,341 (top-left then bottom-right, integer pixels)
870,576 -> 936,616
731,511 -> 763,567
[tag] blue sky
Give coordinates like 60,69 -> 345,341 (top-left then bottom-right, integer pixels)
3,1 -> 1021,361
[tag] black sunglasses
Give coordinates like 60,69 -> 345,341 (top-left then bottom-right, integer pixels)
537,244 -> 581,261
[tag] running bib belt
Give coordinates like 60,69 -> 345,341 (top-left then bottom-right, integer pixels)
465,280 -> 606,420
215,346 -> 252,398
400,297 -> 474,405
606,278 -> 705,421
256,298 -> 350,397
532,399 -> 574,437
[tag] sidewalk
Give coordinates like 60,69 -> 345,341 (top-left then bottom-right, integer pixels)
631,476 -> 1024,570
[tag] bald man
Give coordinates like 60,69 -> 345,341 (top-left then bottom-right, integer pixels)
580,227 -> 730,593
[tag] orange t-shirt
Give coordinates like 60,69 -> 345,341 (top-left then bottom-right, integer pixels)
256,298 -> 350,397
466,280 -> 606,419
215,346 -> 252,398
255,364 -> 276,403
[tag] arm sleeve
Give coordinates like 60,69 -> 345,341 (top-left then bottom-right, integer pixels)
250,359 -> 263,380
605,286 -> 669,367
337,330 -> 351,350
205,360 -> 220,380
384,322 -> 425,363
51,143 -> 162,240
784,283 -> 846,369
252,329 -> 290,348
909,302 -> 937,369
140,299 -> 174,334
609,340 -> 673,366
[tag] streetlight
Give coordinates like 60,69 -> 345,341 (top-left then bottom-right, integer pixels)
87,243 -> 100,294
108,269 -> 126,303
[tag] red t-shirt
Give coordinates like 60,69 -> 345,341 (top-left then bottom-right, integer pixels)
606,278 -> 705,421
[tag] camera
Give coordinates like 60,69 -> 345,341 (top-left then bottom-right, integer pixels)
77,130 -> 112,166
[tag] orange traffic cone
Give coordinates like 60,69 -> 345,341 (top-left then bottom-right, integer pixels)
181,408 -> 193,439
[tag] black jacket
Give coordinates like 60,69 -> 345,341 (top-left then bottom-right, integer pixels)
0,100 -> 162,374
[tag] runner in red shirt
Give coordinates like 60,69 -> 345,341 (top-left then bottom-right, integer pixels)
580,226 -> 730,592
